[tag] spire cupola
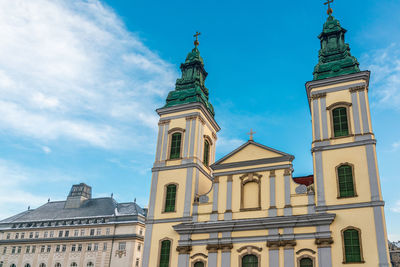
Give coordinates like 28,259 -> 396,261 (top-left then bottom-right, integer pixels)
313,14 -> 360,80
164,32 -> 215,116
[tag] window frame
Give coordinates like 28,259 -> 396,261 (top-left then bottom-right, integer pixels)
192,259 -> 206,267
341,226 -> 365,264
327,102 -> 352,139
336,163 -> 357,198
167,128 -> 185,160
237,246 -> 262,267
163,183 -> 179,213
202,136 -> 213,167
297,255 -> 316,267
158,238 -> 173,267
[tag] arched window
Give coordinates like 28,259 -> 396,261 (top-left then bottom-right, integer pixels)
164,184 -> 177,212
10,265 -> 16,267
55,263 -> 61,267
343,228 -> 362,263
338,164 -> 355,197
242,254 -> 258,267
39,264 -> 46,267
87,262 -> 94,267
203,140 -> 210,166
169,132 -> 182,159
240,173 -> 261,211
332,107 -> 349,137
299,257 -> 313,267
194,262 -> 204,267
70,263 -> 77,267
24,264 -> 31,267
159,240 -> 171,267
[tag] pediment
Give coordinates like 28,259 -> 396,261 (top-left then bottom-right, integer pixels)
211,141 -> 294,169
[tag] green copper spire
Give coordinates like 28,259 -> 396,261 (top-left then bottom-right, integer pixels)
313,15 -> 360,80
164,33 -> 215,116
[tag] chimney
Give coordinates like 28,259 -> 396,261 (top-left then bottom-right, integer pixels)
64,183 -> 92,209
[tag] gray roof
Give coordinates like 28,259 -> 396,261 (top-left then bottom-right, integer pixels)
0,197 -> 146,224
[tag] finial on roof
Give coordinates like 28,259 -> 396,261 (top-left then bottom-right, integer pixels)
247,129 -> 256,141
48,198 -> 50,203
111,193 -> 113,198
324,0 -> 334,16
28,206 -> 30,210
134,198 -> 136,203
194,31 -> 201,48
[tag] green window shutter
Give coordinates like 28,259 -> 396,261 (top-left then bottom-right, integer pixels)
170,133 -> 182,159
159,240 -> 171,267
242,255 -> 258,267
338,165 -> 355,197
203,140 -> 210,166
344,229 -> 362,263
300,258 -> 313,267
194,262 -> 204,267
164,185 -> 176,212
333,107 -> 349,137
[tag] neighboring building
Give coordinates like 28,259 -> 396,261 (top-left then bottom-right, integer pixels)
142,10 -> 391,267
0,183 -> 146,267
390,241 -> 400,267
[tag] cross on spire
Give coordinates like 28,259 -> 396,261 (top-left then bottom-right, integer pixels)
247,129 -> 256,141
324,0 -> 334,15
194,31 -> 201,48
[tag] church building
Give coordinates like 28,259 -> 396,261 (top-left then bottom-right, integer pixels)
142,8 -> 391,267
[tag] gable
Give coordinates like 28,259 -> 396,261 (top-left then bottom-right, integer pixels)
212,141 -> 293,168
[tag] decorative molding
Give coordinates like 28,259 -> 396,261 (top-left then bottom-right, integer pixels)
158,119 -> 171,125
227,175 -> 233,182
212,132 -> 217,140
349,85 -> 366,92
198,116 -> 206,125
176,245 -> 192,254
310,92 -> 326,99
212,155 -> 293,171
284,169 -> 292,176
326,101 -> 352,110
315,200 -> 385,212
190,253 -> 208,259
237,245 -> 263,253
213,164 -> 293,177
115,249 -> 126,258
186,115 -> 197,121
269,170 -> 275,177
168,127 -> 186,134
213,177 -> 219,183
267,240 -> 296,249
315,237 -> 333,247
296,248 -> 316,255
206,243 -> 233,253
312,139 -> 376,153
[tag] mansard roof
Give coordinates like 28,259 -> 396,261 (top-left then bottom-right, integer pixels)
211,140 -> 294,170
0,197 -> 146,225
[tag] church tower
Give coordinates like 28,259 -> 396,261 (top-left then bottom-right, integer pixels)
142,34 -> 220,267
305,10 -> 391,266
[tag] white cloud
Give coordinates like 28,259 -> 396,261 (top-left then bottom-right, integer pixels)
216,136 -> 245,156
362,44 -> 400,110
0,158 -> 76,219
390,200 -> 400,213
42,146 -> 51,154
0,0 -> 176,149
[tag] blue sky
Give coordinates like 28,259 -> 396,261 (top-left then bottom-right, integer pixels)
0,0 -> 399,240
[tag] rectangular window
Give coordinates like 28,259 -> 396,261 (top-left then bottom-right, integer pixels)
138,244 -> 141,251
15,233 -> 19,239
96,229 -> 101,235
159,240 -> 171,267
17,246 -> 21,254
62,245 -> 66,252
32,245 -> 36,253
58,231 -> 63,237
118,242 -> 126,251
135,259 -> 140,267
44,231 -> 48,238
40,246 -> 45,253
35,232 -> 39,238
47,245 -> 51,253
29,232 -> 33,239
203,140 -> 210,166
56,245 -> 60,252
338,165 -> 355,197
25,246 -> 30,254
90,229 -> 95,236
344,229 -> 362,262
78,244 -> 82,252
2,247 -> 6,254
49,231 -> 54,238
103,243 -> 107,251
169,132 -> 182,159
80,229 -> 85,236
65,230 -> 69,237
87,244 -> 92,251
71,244 -> 76,252
333,107 -> 349,137
106,228 -> 110,235
164,184 -> 177,212
21,233 -> 25,239
6,234 -> 10,240
94,243 -> 98,251
74,230 -> 79,237
139,228 -> 143,236
11,247 -> 15,254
